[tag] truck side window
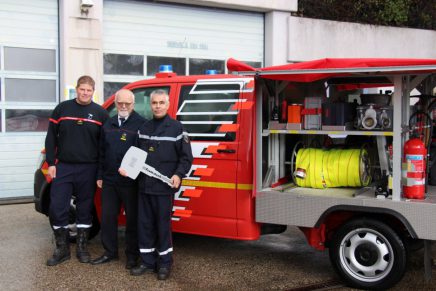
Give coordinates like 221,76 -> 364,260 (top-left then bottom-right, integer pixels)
176,84 -> 240,141
107,86 -> 170,120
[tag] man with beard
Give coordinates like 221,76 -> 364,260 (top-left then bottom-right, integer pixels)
91,89 -> 146,269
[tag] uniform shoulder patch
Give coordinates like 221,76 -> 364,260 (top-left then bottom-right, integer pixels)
183,131 -> 190,143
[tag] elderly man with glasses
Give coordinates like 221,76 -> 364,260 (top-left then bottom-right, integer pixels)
90,89 -> 146,269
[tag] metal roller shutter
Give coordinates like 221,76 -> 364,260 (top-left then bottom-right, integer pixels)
0,0 -> 58,199
102,0 -> 264,98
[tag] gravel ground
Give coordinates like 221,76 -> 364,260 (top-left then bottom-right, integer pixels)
0,203 -> 435,290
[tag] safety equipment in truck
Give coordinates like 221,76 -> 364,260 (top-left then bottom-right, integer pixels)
294,147 -> 371,189
402,137 -> 427,199
355,104 -> 393,130
287,104 -> 302,124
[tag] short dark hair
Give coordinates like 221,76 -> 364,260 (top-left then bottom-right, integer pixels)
76,75 -> 95,90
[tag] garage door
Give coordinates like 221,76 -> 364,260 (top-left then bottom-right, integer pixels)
102,0 -> 264,99
0,0 -> 58,199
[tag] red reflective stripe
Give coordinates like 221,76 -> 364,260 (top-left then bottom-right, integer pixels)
183,189 -> 203,198
49,118 -> 59,124
231,101 -> 253,110
205,145 -> 226,154
55,116 -> 103,126
173,209 -> 192,217
193,168 -> 214,176
246,80 -> 255,89
218,124 -> 239,132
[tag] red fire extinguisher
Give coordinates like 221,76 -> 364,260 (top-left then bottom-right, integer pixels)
402,137 -> 427,199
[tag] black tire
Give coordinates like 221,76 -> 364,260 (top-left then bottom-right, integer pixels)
49,196 -> 100,243
329,218 -> 407,290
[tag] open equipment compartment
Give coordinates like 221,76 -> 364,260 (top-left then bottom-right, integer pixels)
251,62 -> 436,237
231,58 -> 436,289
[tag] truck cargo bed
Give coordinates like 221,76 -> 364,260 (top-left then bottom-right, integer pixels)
256,186 -> 436,240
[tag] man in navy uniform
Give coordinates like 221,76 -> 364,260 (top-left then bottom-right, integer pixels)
127,89 -> 193,280
45,75 -> 109,266
91,89 -> 146,269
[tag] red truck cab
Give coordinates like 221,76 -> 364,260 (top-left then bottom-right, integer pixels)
35,71 -> 264,241
99,72 -> 261,240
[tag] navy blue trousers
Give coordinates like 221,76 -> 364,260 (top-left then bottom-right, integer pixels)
49,162 -> 97,228
100,184 -> 138,259
138,193 -> 173,269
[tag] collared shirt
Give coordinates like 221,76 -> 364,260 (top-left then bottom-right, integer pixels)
118,115 -> 129,127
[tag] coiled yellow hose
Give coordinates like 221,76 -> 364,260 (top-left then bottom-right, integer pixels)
295,148 -> 369,188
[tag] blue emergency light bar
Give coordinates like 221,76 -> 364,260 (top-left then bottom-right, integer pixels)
205,69 -> 218,75
159,65 -> 173,73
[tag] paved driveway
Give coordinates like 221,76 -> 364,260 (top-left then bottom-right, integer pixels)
0,203 -> 435,290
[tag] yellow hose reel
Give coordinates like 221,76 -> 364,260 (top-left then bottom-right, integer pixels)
293,147 -> 371,189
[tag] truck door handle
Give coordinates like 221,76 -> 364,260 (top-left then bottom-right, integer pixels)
217,149 -> 236,154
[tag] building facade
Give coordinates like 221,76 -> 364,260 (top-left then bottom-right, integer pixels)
0,0 -> 435,199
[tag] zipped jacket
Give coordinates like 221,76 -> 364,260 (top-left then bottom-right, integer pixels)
137,114 -> 193,195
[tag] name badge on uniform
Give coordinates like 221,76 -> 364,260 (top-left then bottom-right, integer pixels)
148,146 -> 154,152
120,133 -> 127,141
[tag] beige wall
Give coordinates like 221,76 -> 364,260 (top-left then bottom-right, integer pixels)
287,16 -> 436,62
265,11 -> 289,66
59,0 -> 104,103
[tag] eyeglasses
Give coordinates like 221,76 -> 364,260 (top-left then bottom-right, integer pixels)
116,102 -> 133,107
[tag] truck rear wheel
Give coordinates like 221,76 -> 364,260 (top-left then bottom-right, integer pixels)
329,218 -> 407,290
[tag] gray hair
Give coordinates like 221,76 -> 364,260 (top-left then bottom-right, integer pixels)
150,89 -> 169,103
115,89 -> 135,103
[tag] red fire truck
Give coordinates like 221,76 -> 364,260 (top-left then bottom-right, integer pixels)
34,58 -> 436,289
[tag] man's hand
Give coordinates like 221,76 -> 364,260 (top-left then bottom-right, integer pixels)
48,166 -> 56,179
119,168 -> 128,177
97,180 -> 103,188
170,175 -> 181,188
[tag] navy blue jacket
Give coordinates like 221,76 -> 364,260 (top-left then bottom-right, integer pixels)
138,114 -> 193,195
98,111 -> 146,187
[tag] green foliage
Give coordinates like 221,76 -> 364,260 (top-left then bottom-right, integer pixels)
298,0 -> 435,30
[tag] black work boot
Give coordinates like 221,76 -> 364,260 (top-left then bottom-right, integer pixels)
47,228 -> 70,266
76,228 -> 91,263
157,267 -> 171,280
